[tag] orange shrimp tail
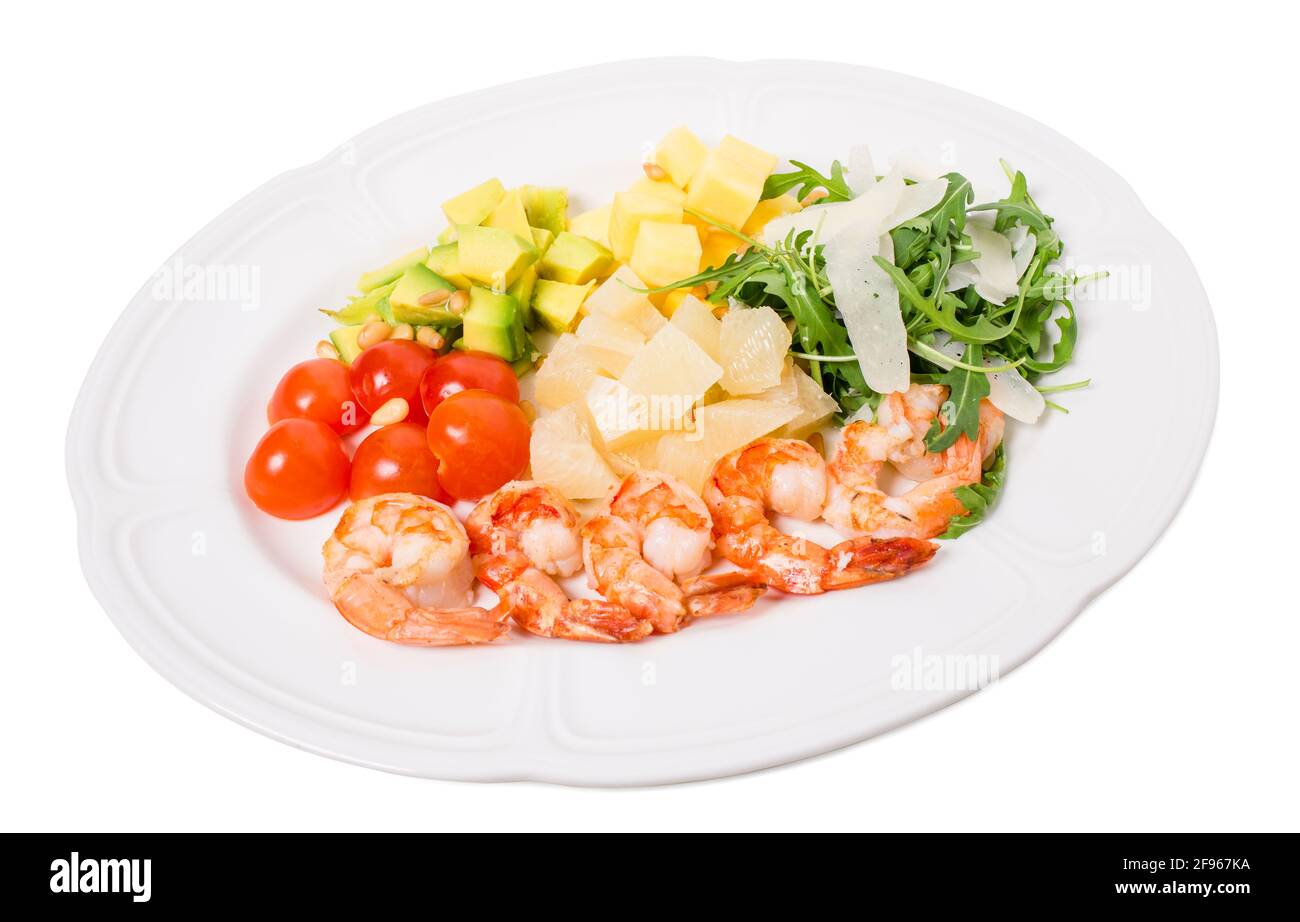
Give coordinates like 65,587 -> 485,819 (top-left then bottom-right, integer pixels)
496,568 -> 653,643
332,573 -> 509,646
835,536 -> 939,574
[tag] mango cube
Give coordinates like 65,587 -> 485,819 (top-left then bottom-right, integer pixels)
743,194 -> 802,236
655,126 -> 708,189
685,149 -> 768,229
716,134 -> 778,178
630,221 -> 702,289
609,192 -> 683,262
699,226 -> 743,271
627,176 -> 686,206
539,231 -> 614,285
442,178 -> 506,227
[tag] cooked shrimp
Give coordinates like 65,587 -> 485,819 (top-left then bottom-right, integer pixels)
582,471 -> 767,634
875,383 -> 1004,482
466,481 -> 653,643
321,493 -> 508,645
703,438 -> 937,594
824,399 -> 1004,539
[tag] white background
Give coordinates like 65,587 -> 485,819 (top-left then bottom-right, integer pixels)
4,1 -> 1296,832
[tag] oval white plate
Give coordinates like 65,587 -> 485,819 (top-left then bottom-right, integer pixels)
67,58 -> 1217,786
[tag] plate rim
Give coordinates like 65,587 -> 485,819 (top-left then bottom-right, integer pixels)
66,56 -> 1219,786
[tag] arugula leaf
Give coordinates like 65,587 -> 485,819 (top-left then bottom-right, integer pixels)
761,160 -> 853,203
1022,301 -> 1078,375
938,444 -> 1006,539
925,344 -> 991,452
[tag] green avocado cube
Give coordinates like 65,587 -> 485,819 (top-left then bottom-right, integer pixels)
456,225 -> 540,289
462,287 -> 525,361
357,247 -> 429,293
442,178 -> 506,227
425,244 -> 470,289
530,226 -> 555,256
539,231 -> 614,284
389,263 -> 459,325
437,225 -> 458,245
531,278 -> 594,334
508,266 -> 538,330
522,186 -> 568,236
329,326 -> 366,365
484,188 -> 532,239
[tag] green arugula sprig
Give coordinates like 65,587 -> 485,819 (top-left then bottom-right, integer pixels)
761,160 -> 854,203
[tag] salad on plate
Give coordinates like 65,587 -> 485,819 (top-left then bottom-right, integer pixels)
243,126 -> 1096,645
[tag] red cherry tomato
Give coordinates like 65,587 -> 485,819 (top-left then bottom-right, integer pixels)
350,423 -> 450,503
267,358 -> 367,434
426,389 -> 530,500
245,418 -> 350,519
419,351 -> 520,417
350,340 -> 439,425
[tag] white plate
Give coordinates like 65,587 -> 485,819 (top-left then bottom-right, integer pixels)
67,58 -> 1217,786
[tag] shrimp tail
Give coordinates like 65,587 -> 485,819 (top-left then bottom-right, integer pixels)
820,537 -> 938,590
496,568 -> 653,643
333,573 -> 509,646
679,570 -> 768,618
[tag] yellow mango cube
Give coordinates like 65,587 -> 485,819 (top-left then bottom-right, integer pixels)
716,134 -> 778,178
609,191 -> 683,262
742,194 -> 802,236
567,204 -> 612,249
627,176 -> 687,206
685,149 -> 767,229
630,221 -> 702,289
700,227 -> 743,270
654,126 -> 709,189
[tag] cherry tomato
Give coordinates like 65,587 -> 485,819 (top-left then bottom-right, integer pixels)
426,389 -> 530,500
350,340 -> 439,425
245,418 -> 350,519
267,358 -> 367,434
350,423 -> 450,503
419,351 -> 520,417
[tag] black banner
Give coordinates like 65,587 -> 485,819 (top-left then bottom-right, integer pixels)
1,833 -> 1288,907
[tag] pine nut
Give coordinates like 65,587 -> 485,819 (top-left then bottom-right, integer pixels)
370,397 -> 409,426
416,326 -> 445,350
418,288 -> 451,306
518,399 -> 536,424
391,323 -> 414,340
316,340 -> 340,361
642,162 -> 668,182
448,290 -> 470,316
358,321 -> 392,350
800,189 -> 829,207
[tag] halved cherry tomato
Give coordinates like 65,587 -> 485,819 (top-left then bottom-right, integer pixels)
350,422 -> 450,503
245,418 -> 350,519
267,358 -> 366,434
350,340 -> 439,425
426,389 -> 530,500
419,351 -> 519,417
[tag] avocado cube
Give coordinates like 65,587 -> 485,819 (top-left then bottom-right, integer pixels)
456,225 -> 539,289
508,266 -> 538,330
329,326 -> 366,365
389,263 -> 459,325
425,243 -> 471,289
530,226 -> 555,256
357,247 -> 430,293
437,225 -> 458,245
522,186 -> 568,236
567,204 -> 612,249
539,231 -> 614,285
463,287 -> 525,361
442,178 -> 506,227
532,278 -> 594,334
483,188 -> 532,239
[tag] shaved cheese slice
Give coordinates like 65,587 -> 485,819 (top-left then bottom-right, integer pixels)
880,177 -> 948,232
929,334 -> 1045,423
847,145 -> 875,197
965,215 -> 1019,305
890,147 -> 945,182
945,261 -> 979,292
1010,226 -> 1037,281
